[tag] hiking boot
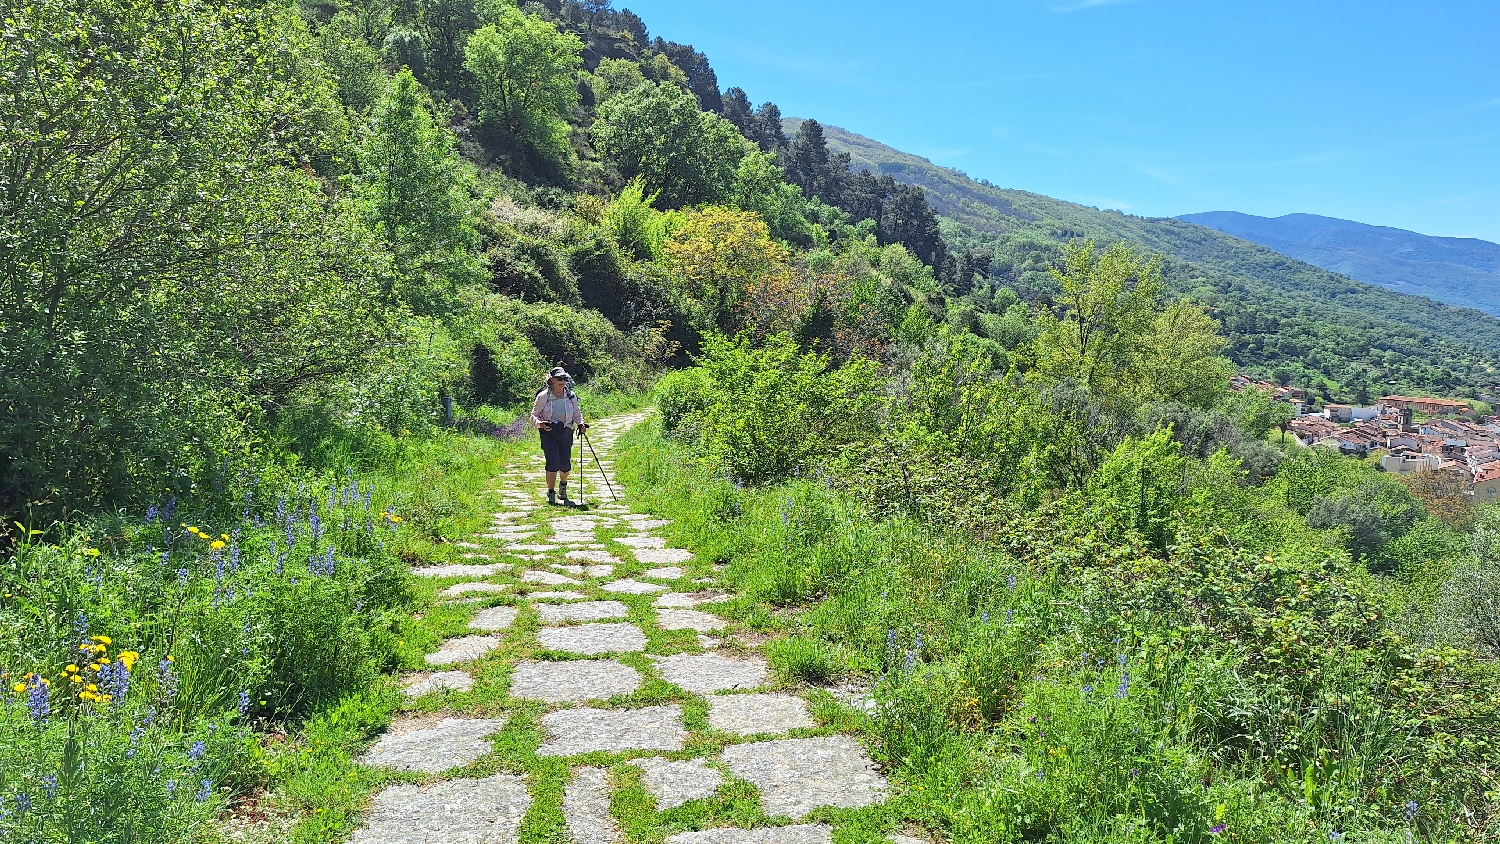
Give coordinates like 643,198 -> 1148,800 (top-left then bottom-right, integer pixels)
558,484 -> 572,507
547,488 -> 558,506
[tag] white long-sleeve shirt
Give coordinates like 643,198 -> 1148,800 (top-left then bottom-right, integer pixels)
532,388 -> 584,429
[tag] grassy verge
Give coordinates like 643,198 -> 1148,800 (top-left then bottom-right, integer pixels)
613,418 -> 1496,844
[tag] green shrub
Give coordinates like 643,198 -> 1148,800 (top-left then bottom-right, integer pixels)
653,366 -> 713,438
689,334 -> 881,485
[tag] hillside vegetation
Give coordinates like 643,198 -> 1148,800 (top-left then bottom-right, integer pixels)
798,120 -> 1500,403
1179,212 -> 1500,318
1,1 -> 1497,842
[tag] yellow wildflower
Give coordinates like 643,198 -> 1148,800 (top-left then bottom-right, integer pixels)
10,683 -> 23,693
119,651 -> 139,670
211,540 -> 226,551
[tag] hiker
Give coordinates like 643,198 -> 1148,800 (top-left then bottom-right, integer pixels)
532,366 -> 587,506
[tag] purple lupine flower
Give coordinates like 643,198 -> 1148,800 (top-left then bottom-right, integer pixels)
163,496 -> 177,520
237,690 -> 251,716
16,793 -> 32,813
1007,574 -> 1016,590
24,675 -> 50,723
1210,824 -> 1226,835
158,660 -> 179,705
980,612 -> 989,624
166,781 -> 177,798
1115,672 -> 1131,698
42,775 -> 57,799
1118,653 -> 1128,667
127,724 -> 146,758
73,612 -> 89,644
1405,800 -> 1419,822
145,504 -> 160,524
228,543 -> 240,573
177,567 -> 189,587
187,740 -> 206,761
885,629 -> 896,651
195,779 -> 213,802
99,660 -> 130,704
1082,683 -> 1094,696
309,509 -> 323,543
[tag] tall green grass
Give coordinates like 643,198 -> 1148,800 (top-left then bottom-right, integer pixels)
616,420 -> 1495,844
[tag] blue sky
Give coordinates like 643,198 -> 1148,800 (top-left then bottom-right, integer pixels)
622,0 -> 1500,242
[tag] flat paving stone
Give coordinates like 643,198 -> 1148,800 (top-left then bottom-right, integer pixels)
642,566 -> 686,580
426,635 -> 501,666
616,536 -> 666,549
442,582 -> 510,598
538,705 -> 686,756
348,774 -> 530,844
456,541 -> 485,550
633,548 -> 694,565
566,550 -> 620,563
656,609 -> 727,632
402,671 -> 474,697
528,590 -> 589,601
358,717 -> 509,773
627,757 -> 724,810
413,563 -> 509,578
663,826 -> 832,844
523,570 -> 582,586
720,736 -> 887,818
563,767 -> 619,844
509,659 -> 642,702
653,592 -> 731,608
469,606 -> 519,632
600,578 -> 669,595
538,600 -> 629,624
537,623 -> 647,655
582,564 -> 615,577
707,694 -> 814,735
653,653 -> 767,694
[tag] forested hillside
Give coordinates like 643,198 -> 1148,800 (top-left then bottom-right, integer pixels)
1180,212 -> 1500,317
795,120 -> 1500,402
3,2 -> 1498,843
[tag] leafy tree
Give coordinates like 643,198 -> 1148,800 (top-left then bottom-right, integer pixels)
603,178 -> 668,262
651,38 -> 722,112
316,12 -> 389,115
731,151 -> 812,245
1222,387 -> 1296,440
663,207 -> 792,331
0,0 -> 379,512
1028,240 -> 1231,412
464,8 -> 583,167
357,69 -> 485,314
1087,428 -> 1187,553
592,82 -> 747,208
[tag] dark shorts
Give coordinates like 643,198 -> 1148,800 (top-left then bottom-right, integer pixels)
540,425 -> 574,472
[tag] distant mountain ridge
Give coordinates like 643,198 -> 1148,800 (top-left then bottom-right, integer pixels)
1177,212 -> 1500,316
785,117 -> 1500,396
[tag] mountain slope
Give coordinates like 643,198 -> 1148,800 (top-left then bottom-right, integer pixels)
789,118 -> 1500,398
1178,211 -> 1500,316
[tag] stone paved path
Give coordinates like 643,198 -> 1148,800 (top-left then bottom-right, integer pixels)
350,410 -> 903,843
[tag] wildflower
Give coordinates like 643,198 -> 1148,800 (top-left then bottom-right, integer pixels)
237,690 -> 251,716
73,612 -> 89,644
210,540 -> 225,551
188,740 -> 206,761
16,793 -> 31,813
885,629 -> 896,651
1210,825 -> 1226,835
1082,683 -> 1094,696
1328,833 -> 1344,842
128,724 -> 146,758
166,781 -> 177,798
24,674 -> 50,723
1118,653 -> 1128,667
42,774 -> 56,799
164,496 -> 177,520
1116,672 -> 1131,698
1007,574 -> 1016,590
145,504 -> 160,524
1405,800 -> 1419,822
1006,608 -> 1014,624
158,659 -> 179,705
98,661 -> 130,704
980,612 -> 989,624
195,779 -> 213,802
177,567 -> 189,587
309,509 -> 323,543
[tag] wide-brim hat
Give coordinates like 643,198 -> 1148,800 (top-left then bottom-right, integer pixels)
548,366 -> 572,381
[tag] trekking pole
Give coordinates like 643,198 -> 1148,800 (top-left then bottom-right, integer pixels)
575,424 -> 586,508
581,428 -> 618,501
